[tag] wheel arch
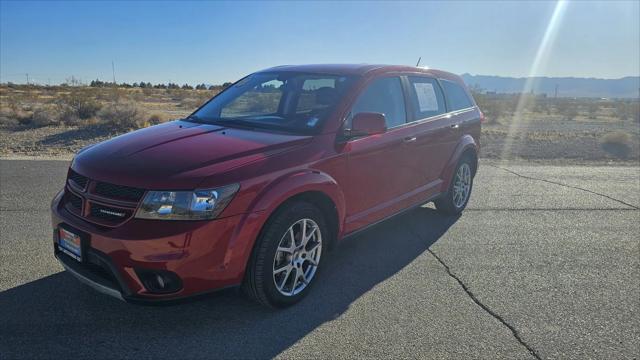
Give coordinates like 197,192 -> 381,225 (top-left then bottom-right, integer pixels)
247,169 -> 345,251
440,135 -> 479,191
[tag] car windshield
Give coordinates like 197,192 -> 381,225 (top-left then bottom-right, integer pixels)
189,72 -> 356,133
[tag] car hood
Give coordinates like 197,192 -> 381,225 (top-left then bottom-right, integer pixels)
72,120 -> 312,189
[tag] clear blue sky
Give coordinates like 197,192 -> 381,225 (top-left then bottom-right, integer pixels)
1,0 -> 638,85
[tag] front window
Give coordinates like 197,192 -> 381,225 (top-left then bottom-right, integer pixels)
190,72 -> 356,133
346,77 -> 407,129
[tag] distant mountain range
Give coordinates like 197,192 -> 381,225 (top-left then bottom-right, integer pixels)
460,74 -> 640,98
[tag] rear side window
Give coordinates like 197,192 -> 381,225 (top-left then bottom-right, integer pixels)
441,79 -> 474,111
348,77 -> 406,128
407,76 -> 446,120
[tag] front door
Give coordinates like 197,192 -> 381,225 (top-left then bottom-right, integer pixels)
342,76 -> 414,232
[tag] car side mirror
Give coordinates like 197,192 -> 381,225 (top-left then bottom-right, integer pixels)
348,112 -> 387,138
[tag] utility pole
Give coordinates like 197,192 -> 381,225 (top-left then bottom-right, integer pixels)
25,73 -> 29,85
554,84 -> 559,98
112,61 -> 116,85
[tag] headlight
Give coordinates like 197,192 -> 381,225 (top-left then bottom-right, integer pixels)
135,184 -> 240,220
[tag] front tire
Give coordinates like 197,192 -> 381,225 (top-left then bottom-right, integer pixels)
243,201 -> 327,308
435,155 -> 475,215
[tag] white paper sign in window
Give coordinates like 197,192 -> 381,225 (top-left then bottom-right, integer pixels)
413,82 -> 439,112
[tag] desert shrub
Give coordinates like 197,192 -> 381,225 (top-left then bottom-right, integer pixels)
147,113 -> 165,125
0,115 -> 19,127
93,87 -> 125,102
58,105 -> 82,126
30,107 -> 61,127
179,97 -> 205,109
586,102 -> 600,119
555,99 -> 579,121
169,89 -> 189,101
11,106 -> 61,127
476,97 -> 505,124
614,101 -> 640,123
600,131 -> 632,159
142,87 -> 155,97
1,94 -> 20,114
58,89 -> 102,119
97,102 -> 145,130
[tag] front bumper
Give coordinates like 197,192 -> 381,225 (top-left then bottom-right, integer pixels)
51,191 -> 266,302
56,250 -> 124,301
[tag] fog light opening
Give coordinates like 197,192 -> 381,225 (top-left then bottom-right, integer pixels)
135,269 -> 182,294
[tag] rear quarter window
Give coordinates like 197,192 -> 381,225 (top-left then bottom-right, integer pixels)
441,79 -> 474,111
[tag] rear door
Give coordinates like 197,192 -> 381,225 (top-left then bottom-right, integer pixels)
404,76 -> 457,188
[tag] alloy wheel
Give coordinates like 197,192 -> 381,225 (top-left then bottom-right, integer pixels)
453,163 -> 472,208
272,218 -> 322,296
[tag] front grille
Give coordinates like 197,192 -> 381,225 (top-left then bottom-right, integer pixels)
64,169 -> 144,226
68,170 -> 88,189
95,182 -> 145,202
90,203 -> 132,223
68,192 -> 83,209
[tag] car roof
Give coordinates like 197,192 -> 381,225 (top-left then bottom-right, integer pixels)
258,64 -> 463,83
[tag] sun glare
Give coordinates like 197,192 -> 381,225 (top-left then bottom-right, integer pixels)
499,0 -> 569,163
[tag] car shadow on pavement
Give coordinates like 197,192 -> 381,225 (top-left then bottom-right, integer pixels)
0,207 -> 459,359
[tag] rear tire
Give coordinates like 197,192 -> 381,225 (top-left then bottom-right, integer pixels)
435,155 -> 475,215
243,201 -> 327,308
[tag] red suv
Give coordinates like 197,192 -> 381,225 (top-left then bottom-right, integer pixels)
51,64 -> 481,307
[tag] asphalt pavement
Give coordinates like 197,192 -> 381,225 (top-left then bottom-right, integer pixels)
0,159 -> 638,359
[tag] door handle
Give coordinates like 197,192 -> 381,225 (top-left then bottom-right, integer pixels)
403,136 -> 417,143
450,124 -> 460,129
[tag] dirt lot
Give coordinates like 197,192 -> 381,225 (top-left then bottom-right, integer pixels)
1,84 -> 638,162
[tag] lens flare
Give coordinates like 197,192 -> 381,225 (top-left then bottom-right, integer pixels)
499,0 -> 569,163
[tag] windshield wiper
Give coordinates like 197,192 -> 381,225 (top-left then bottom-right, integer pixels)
185,114 -> 207,123
208,118 -> 260,130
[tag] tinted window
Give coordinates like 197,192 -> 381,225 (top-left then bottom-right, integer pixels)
441,79 -> 474,111
295,78 -> 338,114
192,72 -> 355,134
408,76 -> 446,119
348,77 -> 406,128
